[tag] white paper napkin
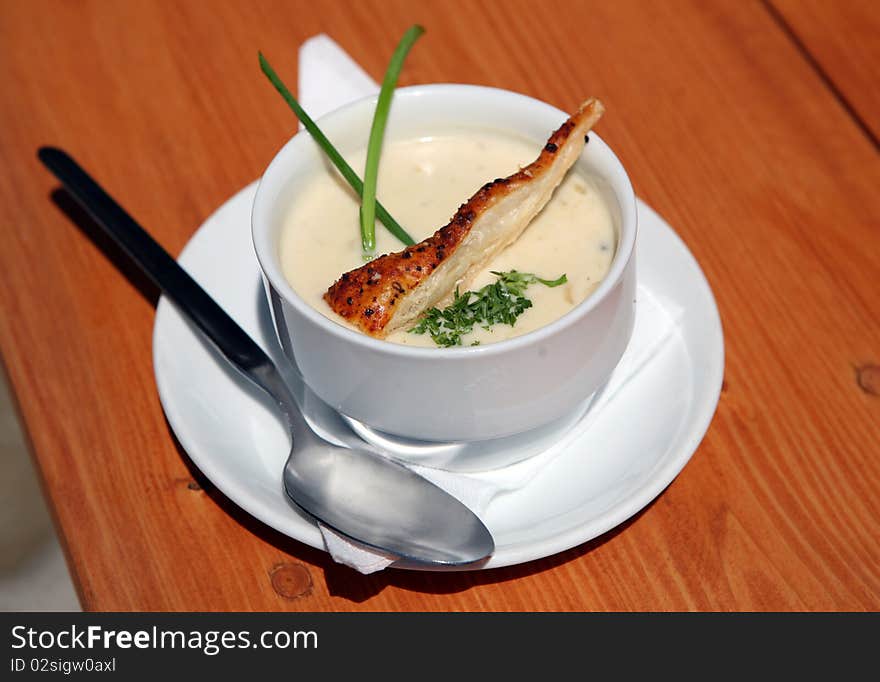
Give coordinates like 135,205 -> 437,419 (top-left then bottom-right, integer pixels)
298,35 -> 379,122
296,35 -> 682,573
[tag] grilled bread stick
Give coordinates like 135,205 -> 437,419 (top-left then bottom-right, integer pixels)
324,98 -> 605,337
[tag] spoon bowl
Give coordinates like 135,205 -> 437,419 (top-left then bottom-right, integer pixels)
284,442 -> 494,563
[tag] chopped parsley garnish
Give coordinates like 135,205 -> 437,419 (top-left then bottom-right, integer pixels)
408,270 -> 567,347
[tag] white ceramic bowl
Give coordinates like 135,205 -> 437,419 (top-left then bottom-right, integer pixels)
253,84 -> 637,442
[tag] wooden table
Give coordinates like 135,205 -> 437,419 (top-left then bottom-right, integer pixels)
1,0 -> 877,611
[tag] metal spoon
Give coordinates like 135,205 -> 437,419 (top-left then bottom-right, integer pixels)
38,147 -> 494,566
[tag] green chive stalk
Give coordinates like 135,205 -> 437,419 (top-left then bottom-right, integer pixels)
360,24 -> 425,258
258,52 -> 416,247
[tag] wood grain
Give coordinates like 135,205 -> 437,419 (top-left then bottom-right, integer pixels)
768,0 -> 880,145
0,0 -> 878,611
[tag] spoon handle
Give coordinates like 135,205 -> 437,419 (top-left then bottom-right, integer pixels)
38,147 -> 282,394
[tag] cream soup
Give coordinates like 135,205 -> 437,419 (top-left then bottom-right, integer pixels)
280,129 -> 616,347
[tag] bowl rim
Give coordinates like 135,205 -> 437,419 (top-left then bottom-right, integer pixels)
252,83 -> 638,359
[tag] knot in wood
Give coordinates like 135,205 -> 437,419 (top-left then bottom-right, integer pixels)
269,562 -> 313,600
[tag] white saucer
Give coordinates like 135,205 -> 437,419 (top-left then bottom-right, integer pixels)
152,182 -> 724,570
